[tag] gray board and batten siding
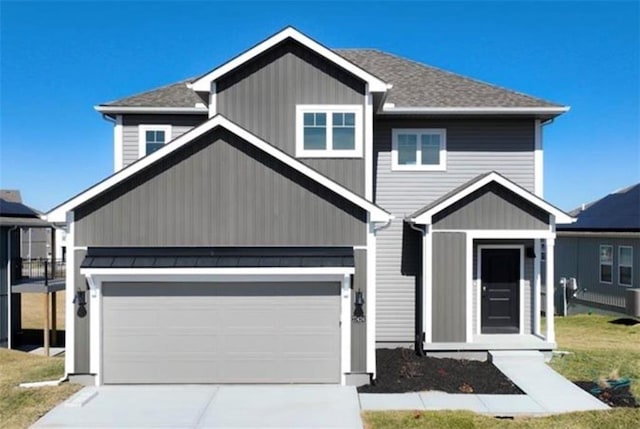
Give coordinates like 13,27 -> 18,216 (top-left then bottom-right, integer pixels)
71,127 -> 370,375
216,39 -> 366,196
374,117 -> 537,344
431,232 -> 467,342
75,128 -> 367,247
555,235 -> 640,311
122,114 -> 206,168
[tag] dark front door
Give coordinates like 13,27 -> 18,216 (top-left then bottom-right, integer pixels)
481,248 -> 520,334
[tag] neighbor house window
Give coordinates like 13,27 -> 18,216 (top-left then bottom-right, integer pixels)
296,105 -> 362,157
600,245 -> 613,284
392,129 -> 447,171
138,125 -> 172,157
619,246 -> 633,286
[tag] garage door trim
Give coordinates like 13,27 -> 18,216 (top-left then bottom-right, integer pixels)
83,267 -> 353,386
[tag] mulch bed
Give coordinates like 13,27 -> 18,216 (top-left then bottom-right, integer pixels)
575,381 -> 639,408
358,348 -> 523,394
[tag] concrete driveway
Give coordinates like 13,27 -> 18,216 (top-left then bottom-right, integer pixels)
33,385 -> 363,429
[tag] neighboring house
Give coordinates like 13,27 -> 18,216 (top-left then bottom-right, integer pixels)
46,27 -> 574,386
20,225 -> 67,262
1,190 -> 64,349
555,184 -> 640,315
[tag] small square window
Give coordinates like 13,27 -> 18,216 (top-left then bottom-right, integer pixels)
392,129 -> 446,171
139,125 -> 171,157
296,106 -> 361,157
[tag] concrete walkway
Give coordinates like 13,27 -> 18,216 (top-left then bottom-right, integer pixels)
361,351 -> 609,416
33,385 -> 364,429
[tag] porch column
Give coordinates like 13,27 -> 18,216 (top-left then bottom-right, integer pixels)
533,239 -> 541,336
545,238 -> 555,343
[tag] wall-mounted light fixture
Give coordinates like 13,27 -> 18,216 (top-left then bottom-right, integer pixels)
73,290 -> 87,318
352,289 -> 365,323
526,247 -> 536,259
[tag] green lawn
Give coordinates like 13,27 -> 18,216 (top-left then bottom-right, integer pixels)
364,314 -> 640,429
0,349 -> 81,429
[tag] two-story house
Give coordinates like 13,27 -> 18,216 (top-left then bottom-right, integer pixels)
46,27 -> 574,386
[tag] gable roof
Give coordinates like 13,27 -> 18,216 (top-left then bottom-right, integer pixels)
0,190 -> 50,227
559,183 -> 640,232
189,27 -> 389,93
336,49 -> 568,114
46,115 -> 392,223
97,43 -> 567,116
408,171 -> 574,225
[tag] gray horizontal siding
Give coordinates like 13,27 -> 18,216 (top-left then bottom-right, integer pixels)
217,40 -> 366,195
75,128 -> 366,247
432,232 -> 466,342
374,118 -> 536,343
121,114 -> 206,168
433,183 -> 549,230
555,236 -> 640,310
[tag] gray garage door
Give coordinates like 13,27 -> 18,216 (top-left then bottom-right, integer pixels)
102,282 -> 341,384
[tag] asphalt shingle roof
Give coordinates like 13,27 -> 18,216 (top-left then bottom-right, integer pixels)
100,48 -> 562,109
559,184 -> 640,232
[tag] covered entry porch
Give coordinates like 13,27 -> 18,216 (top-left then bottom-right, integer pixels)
408,172 -> 575,352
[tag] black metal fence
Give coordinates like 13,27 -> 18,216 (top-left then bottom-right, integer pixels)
17,258 -> 66,282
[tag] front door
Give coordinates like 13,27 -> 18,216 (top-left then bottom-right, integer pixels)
480,248 -> 520,334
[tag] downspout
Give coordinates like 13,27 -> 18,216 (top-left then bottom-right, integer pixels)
408,221 -> 427,356
101,113 -> 116,125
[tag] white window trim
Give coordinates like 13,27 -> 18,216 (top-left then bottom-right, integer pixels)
138,124 -> 172,157
600,244 -> 613,284
295,105 -> 363,158
618,246 -> 633,287
391,128 -> 447,171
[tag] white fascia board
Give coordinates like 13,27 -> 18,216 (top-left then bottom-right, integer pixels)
381,106 -> 570,115
189,27 -> 388,93
94,106 -> 208,115
410,172 -> 574,225
47,115 -> 391,223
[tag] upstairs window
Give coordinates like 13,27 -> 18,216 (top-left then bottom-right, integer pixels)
139,125 -> 172,157
392,129 -> 446,171
600,245 -> 613,284
296,105 -> 362,158
619,246 -> 633,286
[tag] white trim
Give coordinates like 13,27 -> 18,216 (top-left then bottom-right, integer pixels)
466,233 -> 474,341
477,245 -> 525,336
113,115 -> 123,172
381,106 -> 570,115
295,105 -> 363,158
365,216 -> 377,375
533,239 -> 541,336
391,129 -> 447,171
423,226 -> 432,343
340,274 -> 352,384
545,238 -> 555,342
64,212 -> 75,373
46,115 -> 392,223
138,124 -> 172,158
433,229 -> 555,240
599,244 -> 613,284
84,270 -> 351,386
534,119 -> 543,197
189,27 -> 388,93
95,106 -> 208,114
364,90 -> 373,200
81,267 -> 355,278
208,82 -> 217,118
6,228 -> 13,348
410,172 -> 574,225
618,245 -> 633,287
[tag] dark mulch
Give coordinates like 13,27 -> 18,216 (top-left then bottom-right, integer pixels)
358,348 -> 523,394
575,381 -> 639,408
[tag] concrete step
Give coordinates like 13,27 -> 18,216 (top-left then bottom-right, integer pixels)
489,350 -> 545,361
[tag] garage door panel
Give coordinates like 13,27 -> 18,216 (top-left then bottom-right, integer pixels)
102,282 -> 341,384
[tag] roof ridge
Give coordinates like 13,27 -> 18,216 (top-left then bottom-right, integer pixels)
359,48 -> 564,107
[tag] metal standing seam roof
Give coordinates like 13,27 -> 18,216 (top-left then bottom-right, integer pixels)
80,247 -> 355,269
99,49 -> 562,109
559,183 -> 640,231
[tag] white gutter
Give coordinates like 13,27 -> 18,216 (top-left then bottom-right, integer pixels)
380,105 -> 570,115
94,106 -> 208,114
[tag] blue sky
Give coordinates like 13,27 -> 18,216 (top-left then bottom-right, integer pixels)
1,1 -> 638,212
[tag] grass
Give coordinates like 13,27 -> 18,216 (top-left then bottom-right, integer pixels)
21,291 -> 66,330
0,348 -> 81,429
364,314 -> 640,429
